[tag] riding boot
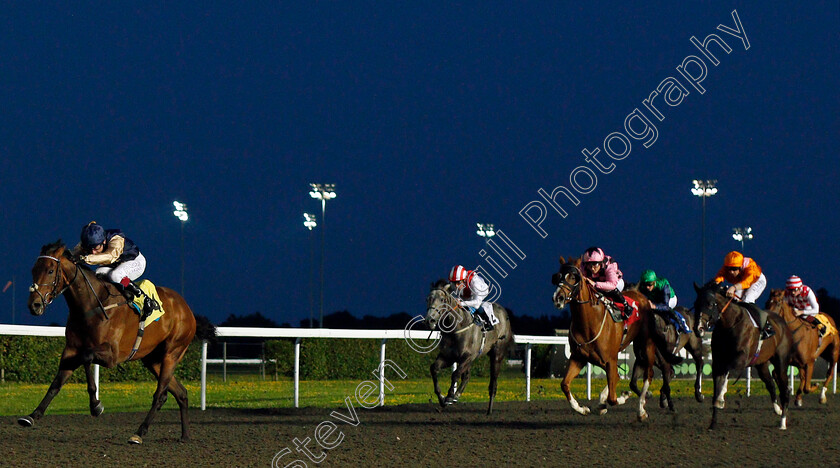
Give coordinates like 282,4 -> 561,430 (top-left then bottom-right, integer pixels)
123,282 -> 142,301
607,289 -> 632,320
760,320 -> 776,340
670,309 -> 691,334
475,309 -> 494,331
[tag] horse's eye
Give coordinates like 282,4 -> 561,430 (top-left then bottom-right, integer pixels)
48,270 -> 54,274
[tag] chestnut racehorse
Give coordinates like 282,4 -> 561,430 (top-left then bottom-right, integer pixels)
20,241 -> 201,444
694,282 -> 792,430
552,257 -> 658,421
766,288 -> 839,406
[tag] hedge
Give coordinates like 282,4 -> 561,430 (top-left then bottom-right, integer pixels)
0,336 -> 203,383
1,336 -> 554,383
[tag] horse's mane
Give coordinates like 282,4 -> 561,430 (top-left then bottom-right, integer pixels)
431,278 -> 449,290
39,239 -> 91,271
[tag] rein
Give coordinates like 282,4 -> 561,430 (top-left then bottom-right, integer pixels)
558,266 -> 610,347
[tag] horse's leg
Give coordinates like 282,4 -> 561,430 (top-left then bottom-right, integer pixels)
130,354 -> 178,444
688,339 -> 705,403
430,355 -> 450,408
628,360 -> 642,397
820,351 -> 837,404
18,350 -> 81,427
637,362 -> 653,421
447,358 -> 475,405
83,362 -> 104,417
770,354 -> 790,430
755,362 -> 781,415
141,358 -> 191,441
561,357 -> 590,415
660,360 -> 674,411
486,349 -> 502,415
805,360 -> 819,394
709,369 -> 729,430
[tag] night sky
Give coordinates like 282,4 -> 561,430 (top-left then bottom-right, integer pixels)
1,2 -> 837,328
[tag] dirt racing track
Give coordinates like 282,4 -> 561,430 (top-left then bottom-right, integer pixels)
2,396 -> 840,467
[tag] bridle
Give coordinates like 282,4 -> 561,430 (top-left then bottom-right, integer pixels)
426,287 -> 474,334
29,255 -> 78,308
553,265 -> 590,306
555,265 -> 607,346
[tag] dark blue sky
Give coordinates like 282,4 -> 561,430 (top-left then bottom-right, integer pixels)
2,2 -> 838,328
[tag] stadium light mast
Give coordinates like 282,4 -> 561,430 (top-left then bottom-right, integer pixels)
303,213 -> 317,328
691,180 -> 718,281
476,223 -> 496,238
309,183 -> 336,328
173,201 -> 189,297
732,227 -> 754,253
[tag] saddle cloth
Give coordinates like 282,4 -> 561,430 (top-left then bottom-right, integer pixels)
131,279 -> 165,327
622,296 -> 641,326
812,313 -> 837,337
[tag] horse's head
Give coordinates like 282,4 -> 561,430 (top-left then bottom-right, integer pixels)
425,279 -> 460,331
765,288 -> 791,319
693,281 -> 727,337
28,240 -> 74,316
552,257 -> 582,309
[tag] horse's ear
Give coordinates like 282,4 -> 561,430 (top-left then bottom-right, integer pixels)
558,256 -> 566,265
694,282 -> 701,293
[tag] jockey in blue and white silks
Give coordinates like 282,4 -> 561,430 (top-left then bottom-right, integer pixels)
73,221 -> 145,300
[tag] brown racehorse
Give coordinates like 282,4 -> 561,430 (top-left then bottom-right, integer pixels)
694,282 -> 792,430
552,257 -> 658,421
20,241 -> 200,444
766,288 -> 839,406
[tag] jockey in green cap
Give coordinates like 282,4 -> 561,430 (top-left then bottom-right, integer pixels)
639,269 -> 691,334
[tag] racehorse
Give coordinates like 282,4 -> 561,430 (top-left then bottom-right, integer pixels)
21,241 -> 205,444
628,305 -> 706,411
694,282 -> 793,430
425,279 -> 514,415
766,288 -> 839,406
552,257 -> 659,421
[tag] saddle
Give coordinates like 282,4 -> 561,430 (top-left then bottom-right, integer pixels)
739,302 -> 775,340
595,290 -> 639,326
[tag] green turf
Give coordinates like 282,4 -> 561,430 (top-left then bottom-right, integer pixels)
0,372 -> 801,416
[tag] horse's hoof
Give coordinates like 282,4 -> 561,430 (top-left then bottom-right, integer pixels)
128,435 -> 143,445
637,411 -> 649,422
598,407 -> 608,416
708,423 -> 717,431
695,393 -> 704,403
795,399 -> 803,408
820,396 -> 828,405
773,402 -> 783,416
17,416 -> 34,427
91,402 -> 104,417
659,398 -> 667,409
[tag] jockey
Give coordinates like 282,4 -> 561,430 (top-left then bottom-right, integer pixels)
713,251 -> 767,303
639,269 -> 690,334
580,247 -> 633,319
784,275 -> 823,334
73,221 -> 145,302
449,265 -> 498,331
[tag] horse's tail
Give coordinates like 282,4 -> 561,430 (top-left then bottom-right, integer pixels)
193,314 -> 218,342
648,315 -> 684,365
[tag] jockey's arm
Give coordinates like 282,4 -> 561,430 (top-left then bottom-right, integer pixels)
801,289 -> 820,315
593,263 -> 619,291
460,275 -> 489,309
83,236 -> 125,265
736,261 -> 761,290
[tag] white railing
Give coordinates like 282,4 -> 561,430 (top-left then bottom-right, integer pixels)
2,324 -> 835,410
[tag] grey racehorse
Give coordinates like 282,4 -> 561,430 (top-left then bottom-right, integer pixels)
425,279 -> 513,415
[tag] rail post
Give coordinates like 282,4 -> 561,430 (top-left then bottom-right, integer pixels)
200,340 -> 208,410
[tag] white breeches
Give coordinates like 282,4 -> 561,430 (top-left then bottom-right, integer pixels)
736,273 -> 767,303
96,253 -> 146,283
